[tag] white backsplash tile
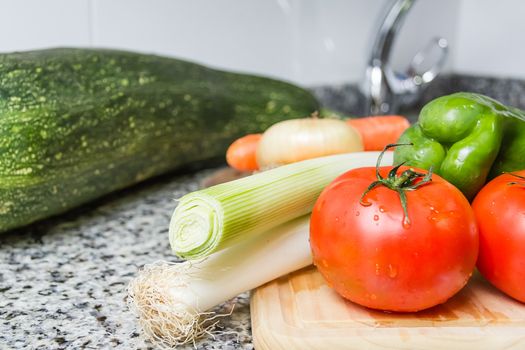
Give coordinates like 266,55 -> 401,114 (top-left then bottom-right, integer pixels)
0,0 -> 522,84
89,0 -> 459,86
454,0 -> 525,79
91,0 -> 296,81
0,0 -> 90,52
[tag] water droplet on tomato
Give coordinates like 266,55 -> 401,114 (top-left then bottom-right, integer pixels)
402,217 -> 411,229
361,200 -> 372,207
375,263 -> 381,275
428,210 -> 455,223
379,206 -> 386,213
373,215 -> 379,221
335,216 -> 339,222
387,264 -> 398,278
370,293 -> 377,300
321,259 -> 329,268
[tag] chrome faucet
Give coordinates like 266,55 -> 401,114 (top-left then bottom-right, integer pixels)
361,0 -> 448,115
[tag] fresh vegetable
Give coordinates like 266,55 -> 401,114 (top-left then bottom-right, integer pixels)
347,115 -> 410,151
0,48 -> 319,233
256,117 -> 363,169
170,151 -> 391,259
472,171 -> 525,303
226,133 -> 262,172
310,145 -> 478,312
128,215 -> 312,348
394,92 -> 525,199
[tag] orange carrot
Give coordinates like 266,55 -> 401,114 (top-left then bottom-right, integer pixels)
226,133 -> 262,172
347,115 -> 410,151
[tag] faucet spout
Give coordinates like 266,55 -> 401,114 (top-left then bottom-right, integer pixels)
362,0 -> 448,115
370,0 -> 415,65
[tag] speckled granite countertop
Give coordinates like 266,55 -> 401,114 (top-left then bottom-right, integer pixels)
312,74 -> 525,116
2,74 -> 525,350
0,168 -> 252,350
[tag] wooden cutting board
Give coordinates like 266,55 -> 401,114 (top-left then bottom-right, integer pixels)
251,266 -> 525,350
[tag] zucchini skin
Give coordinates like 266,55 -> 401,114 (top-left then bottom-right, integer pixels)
0,48 -> 319,232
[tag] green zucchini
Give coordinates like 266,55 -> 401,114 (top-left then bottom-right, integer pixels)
0,48 -> 319,233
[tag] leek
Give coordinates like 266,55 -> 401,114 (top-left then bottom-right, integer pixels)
128,215 -> 312,348
129,151 -> 393,346
170,151 -> 392,259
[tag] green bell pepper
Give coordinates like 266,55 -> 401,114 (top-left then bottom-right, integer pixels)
394,92 -> 525,199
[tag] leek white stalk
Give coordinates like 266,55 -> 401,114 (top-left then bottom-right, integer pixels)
128,216 -> 312,348
170,151 -> 393,259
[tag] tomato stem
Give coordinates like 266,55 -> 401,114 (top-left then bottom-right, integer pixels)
359,143 -> 433,225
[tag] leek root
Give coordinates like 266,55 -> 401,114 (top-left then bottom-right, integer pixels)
128,216 -> 312,347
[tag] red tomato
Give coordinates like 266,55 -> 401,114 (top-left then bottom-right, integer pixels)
310,166 -> 478,312
472,171 -> 525,303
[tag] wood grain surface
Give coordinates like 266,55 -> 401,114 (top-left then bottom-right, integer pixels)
251,265 -> 525,350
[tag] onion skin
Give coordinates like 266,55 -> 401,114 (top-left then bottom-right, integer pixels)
256,118 -> 363,168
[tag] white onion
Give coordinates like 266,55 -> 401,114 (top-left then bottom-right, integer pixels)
256,117 -> 363,169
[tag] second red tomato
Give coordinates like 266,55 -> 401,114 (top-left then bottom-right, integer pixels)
472,170 -> 525,303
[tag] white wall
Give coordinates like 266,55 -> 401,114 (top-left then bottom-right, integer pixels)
0,0 -> 91,49
0,0 -> 523,85
91,0 -> 459,85
454,0 -> 525,79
